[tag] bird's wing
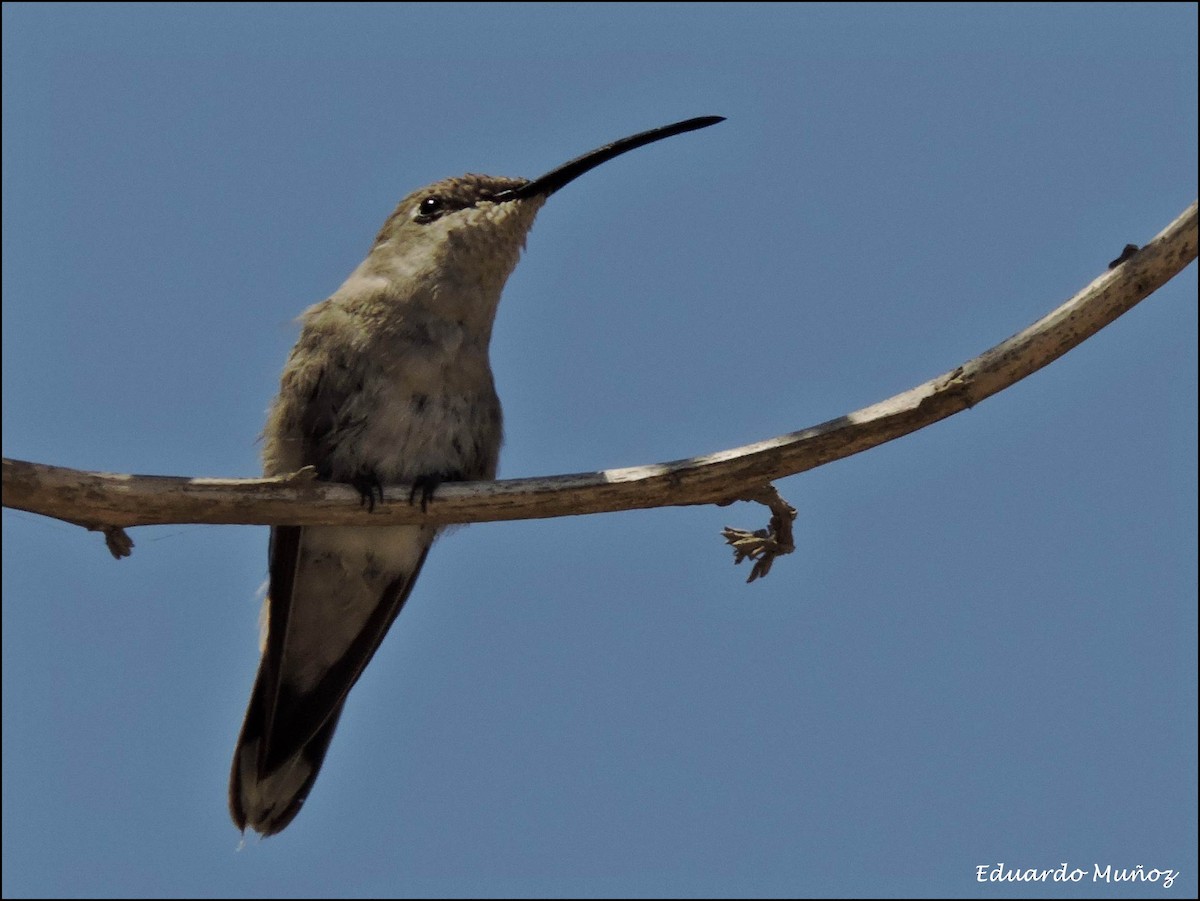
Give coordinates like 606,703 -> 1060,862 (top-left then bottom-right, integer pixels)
230,343 -> 435,832
256,524 -> 432,773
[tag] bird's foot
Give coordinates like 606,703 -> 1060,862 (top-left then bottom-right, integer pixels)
408,470 -> 464,513
345,469 -> 385,512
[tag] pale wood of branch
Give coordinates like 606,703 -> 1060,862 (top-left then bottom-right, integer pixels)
3,201 -> 1196,536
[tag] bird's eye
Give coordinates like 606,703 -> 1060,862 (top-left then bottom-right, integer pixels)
415,196 -> 445,222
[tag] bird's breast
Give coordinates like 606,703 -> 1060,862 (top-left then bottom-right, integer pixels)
334,382 -> 503,485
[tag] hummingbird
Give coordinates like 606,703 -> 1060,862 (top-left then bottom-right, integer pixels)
229,116 -> 725,836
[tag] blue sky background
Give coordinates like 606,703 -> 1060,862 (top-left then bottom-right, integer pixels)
3,4 -> 1196,898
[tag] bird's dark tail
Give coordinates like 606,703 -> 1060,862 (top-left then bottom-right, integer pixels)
229,675 -> 346,837
228,523 -> 433,836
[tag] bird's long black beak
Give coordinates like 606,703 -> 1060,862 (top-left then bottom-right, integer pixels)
494,116 -> 725,202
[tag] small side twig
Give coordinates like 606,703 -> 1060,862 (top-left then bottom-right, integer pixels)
722,485 -> 797,582
97,525 -> 134,560
1108,243 -> 1140,268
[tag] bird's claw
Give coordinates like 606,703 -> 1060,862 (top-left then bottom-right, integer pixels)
408,470 -> 465,513
350,472 -> 385,512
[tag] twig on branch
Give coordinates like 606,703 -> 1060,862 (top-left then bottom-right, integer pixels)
3,201 -> 1196,576
722,485 -> 798,583
98,525 -> 134,560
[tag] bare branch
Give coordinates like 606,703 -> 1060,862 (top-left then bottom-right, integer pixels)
4,201 -> 1196,544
